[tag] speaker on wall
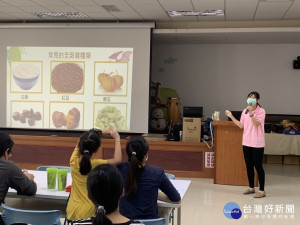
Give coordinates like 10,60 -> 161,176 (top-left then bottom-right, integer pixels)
293,56 -> 300,69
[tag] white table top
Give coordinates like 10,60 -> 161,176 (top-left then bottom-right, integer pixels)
8,170 -> 191,206
7,170 -> 72,200
157,179 -> 191,208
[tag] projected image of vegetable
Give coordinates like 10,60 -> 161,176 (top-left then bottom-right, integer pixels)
95,106 -> 125,130
51,63 -> 84,93
52,107 -> 80,129
98,70 -> 123,92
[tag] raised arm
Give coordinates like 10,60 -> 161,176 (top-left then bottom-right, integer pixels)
104,129 -> 122,165
225,110 -> 243,129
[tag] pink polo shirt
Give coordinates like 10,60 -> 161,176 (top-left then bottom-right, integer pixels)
240,105 -> 265,148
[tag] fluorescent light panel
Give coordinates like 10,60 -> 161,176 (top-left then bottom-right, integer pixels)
167,10 -> 224,17
260,0 -> 293,2
35,12 -> 88,18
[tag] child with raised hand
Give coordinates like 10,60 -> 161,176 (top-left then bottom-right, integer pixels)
66,128 -> 122,221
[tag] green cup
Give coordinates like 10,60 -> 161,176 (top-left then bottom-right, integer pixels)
47,167 -> 58,189
57,169 -> 68,191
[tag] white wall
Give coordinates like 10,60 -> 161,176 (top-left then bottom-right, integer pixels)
151,44 -> 300,120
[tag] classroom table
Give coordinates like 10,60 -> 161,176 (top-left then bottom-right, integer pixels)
7,170 -> 191,225
8,170 -> 72,200
157,179 -> 191,225
265,133 -> 300,155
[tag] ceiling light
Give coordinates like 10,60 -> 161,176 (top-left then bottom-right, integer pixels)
260,0 -> 293,2
167,10 -> 224,17
35,12 -> 88,18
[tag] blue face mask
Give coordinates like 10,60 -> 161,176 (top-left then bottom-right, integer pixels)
247,98 -> 256,106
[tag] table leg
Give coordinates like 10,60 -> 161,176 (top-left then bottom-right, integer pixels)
172,208 -> 174,225
177,205 -> 181,225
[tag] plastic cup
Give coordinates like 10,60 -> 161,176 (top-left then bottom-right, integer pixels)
57,169 -> 68,191
47,168 -> 58,189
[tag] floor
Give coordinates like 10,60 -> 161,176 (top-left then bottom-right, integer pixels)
178,163 -> 300,225
2,163 -> 300,225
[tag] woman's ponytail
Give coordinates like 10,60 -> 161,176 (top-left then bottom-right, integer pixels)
79,149 -> 92,175
92,206 -> 112,225
126,153 -> 142,196
78,129 -> 101,175
125,136 -> 148,196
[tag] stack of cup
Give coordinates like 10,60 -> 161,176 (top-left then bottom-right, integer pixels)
46,167 -> 68,191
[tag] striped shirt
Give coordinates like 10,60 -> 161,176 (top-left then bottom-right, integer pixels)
71,218 -> 144,225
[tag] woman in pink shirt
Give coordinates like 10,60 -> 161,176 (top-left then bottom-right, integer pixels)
225,91 -> 266,198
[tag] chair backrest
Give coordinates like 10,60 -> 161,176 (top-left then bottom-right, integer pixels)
1,204 -> 61,225
136,218 -> 166,225
165,173 -> 175,180
36,165 -> 71,172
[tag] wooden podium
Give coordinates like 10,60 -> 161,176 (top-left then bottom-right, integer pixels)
213,120 -> 258,186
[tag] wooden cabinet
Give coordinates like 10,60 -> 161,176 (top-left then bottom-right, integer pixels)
10,135 -> 214,178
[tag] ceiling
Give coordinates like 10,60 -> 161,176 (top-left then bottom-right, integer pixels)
1,0 -> 300,44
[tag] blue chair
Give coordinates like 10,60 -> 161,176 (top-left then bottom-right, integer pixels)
36,166 -> 71,172
1,204 -> 62,225
136,218 -> 166,225
165,173 -> 175,180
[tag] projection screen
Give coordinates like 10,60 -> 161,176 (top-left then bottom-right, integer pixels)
0,23 -> 153,134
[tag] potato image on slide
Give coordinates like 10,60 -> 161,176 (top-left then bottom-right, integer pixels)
65,107 -> 80,129
52,107 -> 80,129
52,111 -> 66,128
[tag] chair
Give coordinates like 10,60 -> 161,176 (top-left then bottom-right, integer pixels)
36,166 -> 71,172
136,218 -> 166,225
1,204 -> 62,225
165,173 -> 175,180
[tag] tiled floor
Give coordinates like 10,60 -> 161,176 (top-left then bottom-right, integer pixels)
178,163 -> 300,225
3,163 -> 300,225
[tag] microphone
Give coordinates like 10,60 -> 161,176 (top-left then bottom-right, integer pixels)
245,102 -> 253,114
